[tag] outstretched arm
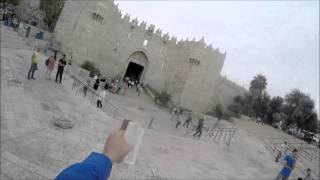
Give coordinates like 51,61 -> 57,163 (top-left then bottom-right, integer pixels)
55,129 -> 131,180
55,152 -> 112,180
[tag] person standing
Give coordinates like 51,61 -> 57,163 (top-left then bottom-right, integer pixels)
303,168 -> 315,180
55,54 -> 67,83
275,141 -> 288,162
64,61 -> 72,80
183,113 -> 192,128
193,118 -> 204,138
45,55 -> 56,80
175,112 -> 182,128
93,78 -> 100,90
275,148 -> 299,180
97,88 -> 106,109
27,47 -> 41,80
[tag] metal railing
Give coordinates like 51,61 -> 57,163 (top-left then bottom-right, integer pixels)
68,73 -> 120,118
184,123 -> 237,146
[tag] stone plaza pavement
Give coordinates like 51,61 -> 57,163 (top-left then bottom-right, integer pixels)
1,25 -> 315,179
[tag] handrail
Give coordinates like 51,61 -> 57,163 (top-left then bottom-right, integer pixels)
67,72 -> 120,117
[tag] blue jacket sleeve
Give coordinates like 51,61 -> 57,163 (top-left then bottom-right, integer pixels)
55,152 -> 113,180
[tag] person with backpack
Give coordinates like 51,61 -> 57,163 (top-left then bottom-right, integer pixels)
45,54 -> 56,80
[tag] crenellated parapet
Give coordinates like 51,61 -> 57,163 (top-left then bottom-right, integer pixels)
111,0 -> 225,55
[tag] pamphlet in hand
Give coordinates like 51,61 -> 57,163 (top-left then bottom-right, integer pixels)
122,120 -> 144,165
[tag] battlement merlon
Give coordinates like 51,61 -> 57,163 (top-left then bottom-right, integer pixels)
139,21 -> 147,30
155,28 -> 162,36
131,17 -> 139,26
147,24 -> 155,34
123,13 -> 130,22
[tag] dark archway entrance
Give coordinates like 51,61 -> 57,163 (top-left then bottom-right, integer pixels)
123,51 -> 148,82
124,62 -> 144,82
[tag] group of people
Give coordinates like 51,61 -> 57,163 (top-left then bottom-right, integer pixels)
1,9 -> 19,28
27,47 -> 70,84
124,76 -> 144,96
173,108 -> 204,138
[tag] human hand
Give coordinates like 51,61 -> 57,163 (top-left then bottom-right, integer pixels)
103,129 -> 132,163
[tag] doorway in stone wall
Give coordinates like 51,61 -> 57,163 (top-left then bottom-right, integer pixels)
124,51 -> 148,82
124,62 -> 144,82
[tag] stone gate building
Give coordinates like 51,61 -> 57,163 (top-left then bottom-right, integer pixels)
54,0 -> 246,112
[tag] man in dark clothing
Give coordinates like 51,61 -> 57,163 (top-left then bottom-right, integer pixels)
193,118 -> 204,138
183,113 -> 192,128
56,54 -> 67,83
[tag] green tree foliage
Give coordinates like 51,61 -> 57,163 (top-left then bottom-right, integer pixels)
252,92 -> 270,119
39,0 -> 64,32
3,0 -> 21,6
228,76 -> 318,134
303,112 -> 318,133
158,91 -> 172,106
249,74 -> 267,99
282,89 -> 318,131
266,96 -> 284,124
228,95 -> 243,118
215,103 -> 224,120
81,61 -> 100,77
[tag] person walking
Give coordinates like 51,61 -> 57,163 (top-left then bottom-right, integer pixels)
27,47 -> 41,80
55,54 -> 67,83
193,118 -> 204,138
275,141 -> 288,162
45,55 -> 56,80
175,112 -> 182,128
275,148 -> 299,180
183,113 -> 192,128
97,88 -> 106,109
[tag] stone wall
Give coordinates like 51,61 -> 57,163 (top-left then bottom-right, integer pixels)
53,0 -> 231,112
211,77 -> 248,110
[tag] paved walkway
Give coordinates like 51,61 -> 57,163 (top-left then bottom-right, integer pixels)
1,25 -> 310,179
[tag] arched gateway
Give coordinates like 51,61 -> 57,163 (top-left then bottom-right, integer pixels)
124,51 -> 148,82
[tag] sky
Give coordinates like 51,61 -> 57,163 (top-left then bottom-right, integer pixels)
116,0 -> 319,113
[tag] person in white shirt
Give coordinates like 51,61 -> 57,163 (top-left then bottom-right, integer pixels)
97,88 -> 106,109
